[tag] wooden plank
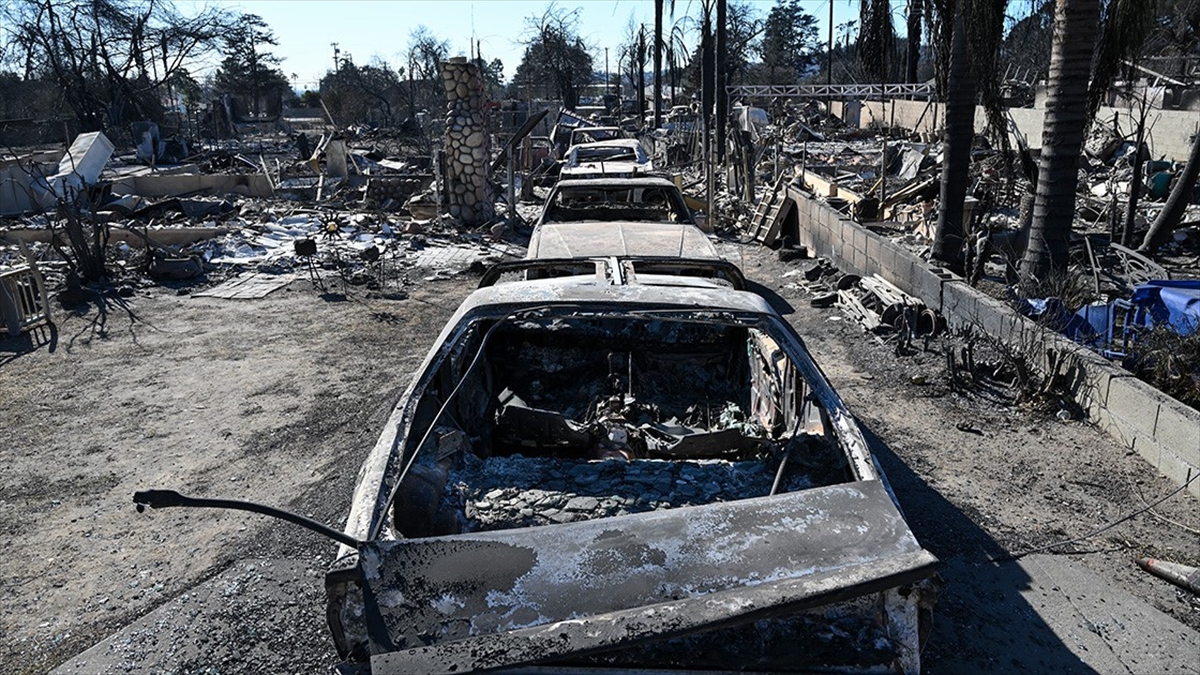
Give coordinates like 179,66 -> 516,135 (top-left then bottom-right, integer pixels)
759,197 -> 793,247
192,273 -> 296,300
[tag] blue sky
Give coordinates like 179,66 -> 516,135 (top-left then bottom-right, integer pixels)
204,0 -> 873,91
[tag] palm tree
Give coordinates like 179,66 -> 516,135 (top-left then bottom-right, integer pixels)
931,2 -> 975,270
857,0 -> 897,82
929,0 -> 1008,272
666,20 -> 690,97
1019,0 -> 1101,289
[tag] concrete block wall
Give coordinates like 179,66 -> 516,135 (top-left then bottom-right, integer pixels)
853,100 -> 1198,163
786,185 -> 1200,498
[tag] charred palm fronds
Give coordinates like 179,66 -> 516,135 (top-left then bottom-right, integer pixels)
1088,0 -> 1157,120
857,0 -> 898,82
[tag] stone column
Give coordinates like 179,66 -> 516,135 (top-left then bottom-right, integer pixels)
441,56 -> 493,225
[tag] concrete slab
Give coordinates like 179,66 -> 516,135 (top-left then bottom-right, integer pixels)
929,554 -> 1200,674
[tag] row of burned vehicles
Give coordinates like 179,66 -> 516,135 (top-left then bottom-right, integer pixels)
138,128 -> 939,673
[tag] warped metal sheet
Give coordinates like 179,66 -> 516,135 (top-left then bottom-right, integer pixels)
361,479 -> 936,672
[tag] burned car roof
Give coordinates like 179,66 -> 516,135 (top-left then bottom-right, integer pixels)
462,273 -> 769,314
528,221 -> 719,260
478,257 -> 747,291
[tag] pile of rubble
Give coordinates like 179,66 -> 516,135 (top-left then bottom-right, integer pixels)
443,448 -> 844,532
450,454 -> 776,529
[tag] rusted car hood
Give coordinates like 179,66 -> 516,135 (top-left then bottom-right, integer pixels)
359,479 -> 936,672
528,221 -> 719,259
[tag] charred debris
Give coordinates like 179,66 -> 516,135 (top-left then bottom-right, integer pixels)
84,58 -> 948,673
725,97 -> 1200,412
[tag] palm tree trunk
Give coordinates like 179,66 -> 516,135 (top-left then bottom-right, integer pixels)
906,0 -> 923,83
1139,128 -> 1200,252
1020,0 -> 1101,289
931,3 -> 975,271
715,0 -> 728,162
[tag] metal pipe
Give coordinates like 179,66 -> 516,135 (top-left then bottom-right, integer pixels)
133,489 -> 365,549
769,449 -> 790,496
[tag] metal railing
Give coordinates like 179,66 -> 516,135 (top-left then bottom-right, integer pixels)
727,83 -> 935,99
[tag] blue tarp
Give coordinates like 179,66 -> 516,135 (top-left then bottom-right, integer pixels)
1012,296 -> 1099,342
1127,280 -> 1200,336
1016,280 -> 1200,358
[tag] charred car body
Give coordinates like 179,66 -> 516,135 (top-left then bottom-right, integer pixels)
530,176 -> 716,262
560,139 -> 654,180
537,176 -> 697,228
319,259 -> 938,673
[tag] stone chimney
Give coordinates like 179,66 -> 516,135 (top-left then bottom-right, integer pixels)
441,57 -> 493,225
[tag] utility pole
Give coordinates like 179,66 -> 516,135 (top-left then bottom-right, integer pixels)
827,2 -> 833,85
332,43 -> 340,74
637,27 -> 646,123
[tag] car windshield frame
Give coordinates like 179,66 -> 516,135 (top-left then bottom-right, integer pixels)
540,182 -> 693,224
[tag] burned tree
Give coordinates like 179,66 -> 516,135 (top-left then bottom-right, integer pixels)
617,20 -> 648,117
857,0 -> 898,82
403,25 -> 450,120
6,0 -> 229,131
1140,129 -> 1200,253
513,7 -> 592,110
930,0 -> 1007,274
320,58 -> 404,127
213,13 -> 289,119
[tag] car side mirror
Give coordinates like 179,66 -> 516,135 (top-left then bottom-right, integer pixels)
694,212 -> 712,233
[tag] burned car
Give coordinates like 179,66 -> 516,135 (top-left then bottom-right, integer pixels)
560,139 -> 654,180
136,259 -> 936,674
328,259 -> 936,673
531,176 -> 718,262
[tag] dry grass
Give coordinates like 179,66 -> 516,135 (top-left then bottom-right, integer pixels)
1124,324 -> 1200,409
